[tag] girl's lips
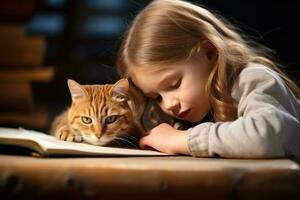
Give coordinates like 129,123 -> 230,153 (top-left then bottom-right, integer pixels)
177,109 -> 191,119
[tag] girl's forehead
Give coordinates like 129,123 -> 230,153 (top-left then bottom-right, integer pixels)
129,59 -> 187,76
130,62 -> 180,82
130,66 -> 164,82
130,65 -> 177,91
130,63 -> 172,75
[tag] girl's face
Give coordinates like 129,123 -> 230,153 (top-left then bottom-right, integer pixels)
131,48 -> 214,123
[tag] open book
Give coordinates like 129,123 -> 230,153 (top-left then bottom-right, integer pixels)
0,127 -> 167,157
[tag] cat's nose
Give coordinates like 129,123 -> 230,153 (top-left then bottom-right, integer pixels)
94,126 -> 102,139
95,132 -> 102,139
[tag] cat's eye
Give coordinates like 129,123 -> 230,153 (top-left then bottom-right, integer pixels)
81,116 -> 92,124
105,115 -> 118,124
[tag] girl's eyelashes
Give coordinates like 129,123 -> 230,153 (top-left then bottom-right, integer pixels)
145,77 -> 181,101
168,78 -> 181,90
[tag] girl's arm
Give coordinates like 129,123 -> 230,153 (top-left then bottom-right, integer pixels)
188,65 -> 300,161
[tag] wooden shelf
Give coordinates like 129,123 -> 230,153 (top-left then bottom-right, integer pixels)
0,108 -> 49,130
0,25 -> 45,68
0,67 -> 54,82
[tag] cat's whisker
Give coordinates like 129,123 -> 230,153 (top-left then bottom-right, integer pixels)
111,137 -> 130,148
112,139 -> 123,148
122,134 -> 138,141
114,137 -> 131,148
114,137 -> 138,149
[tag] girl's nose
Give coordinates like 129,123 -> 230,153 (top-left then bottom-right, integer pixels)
163,96 -> 180,113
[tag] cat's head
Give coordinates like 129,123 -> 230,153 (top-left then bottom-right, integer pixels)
67,79 -> 134,146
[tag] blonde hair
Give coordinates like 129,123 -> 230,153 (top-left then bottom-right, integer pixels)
117,0 -> 300,122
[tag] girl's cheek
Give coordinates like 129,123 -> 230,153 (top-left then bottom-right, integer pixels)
181,88 -> 199,102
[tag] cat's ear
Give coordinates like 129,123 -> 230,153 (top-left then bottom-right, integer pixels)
111,79 -> 129,102
67,79 -> 87,102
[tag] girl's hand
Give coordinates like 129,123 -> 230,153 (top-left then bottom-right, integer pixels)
139,123 -> 190,155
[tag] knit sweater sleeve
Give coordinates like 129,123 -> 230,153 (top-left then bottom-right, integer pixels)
187,64 -> 300,160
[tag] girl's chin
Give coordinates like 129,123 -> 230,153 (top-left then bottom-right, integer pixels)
186,113 -> 209,123
172,110 -> 207,123
174,116 -> 198,123
187,118 -> 202,123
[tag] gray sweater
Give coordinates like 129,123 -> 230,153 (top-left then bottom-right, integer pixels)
187,63 -> 300,162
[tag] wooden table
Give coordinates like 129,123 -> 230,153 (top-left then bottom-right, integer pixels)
0,154 -> 300,199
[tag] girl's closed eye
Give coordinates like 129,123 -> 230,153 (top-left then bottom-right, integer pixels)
149,78 -> 182,101
168,78 -> 181,90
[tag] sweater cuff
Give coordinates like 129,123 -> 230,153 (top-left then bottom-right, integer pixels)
187,123 -> 212,157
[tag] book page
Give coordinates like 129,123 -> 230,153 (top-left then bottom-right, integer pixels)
0,127 -> 167,156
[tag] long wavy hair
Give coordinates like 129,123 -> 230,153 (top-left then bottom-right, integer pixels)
117,0 -> 299,123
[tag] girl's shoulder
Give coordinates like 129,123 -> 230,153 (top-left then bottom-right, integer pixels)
232,62 -> 300,121
232,62 -> 294,100
234,62 -> 287,90
239,62 -> 281,83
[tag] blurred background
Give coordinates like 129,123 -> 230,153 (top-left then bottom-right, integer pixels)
0,0 -> 299,132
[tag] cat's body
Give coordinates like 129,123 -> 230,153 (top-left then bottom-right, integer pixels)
50,79 -> 143,147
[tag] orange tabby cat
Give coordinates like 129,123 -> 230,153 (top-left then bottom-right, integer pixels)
50,79 -> 143,147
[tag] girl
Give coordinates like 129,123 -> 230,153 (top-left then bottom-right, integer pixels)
116,0 -> 300,161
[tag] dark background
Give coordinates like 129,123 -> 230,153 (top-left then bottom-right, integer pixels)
8,0 -> 300,131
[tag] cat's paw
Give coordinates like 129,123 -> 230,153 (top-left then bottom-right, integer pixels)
55,126 -> 83,142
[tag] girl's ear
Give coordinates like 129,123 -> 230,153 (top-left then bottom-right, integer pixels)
111,78 -> 129,102
201,40 -> 217,61
67,79 -> 87,102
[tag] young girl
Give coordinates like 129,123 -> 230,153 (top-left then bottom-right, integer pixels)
116,0 -> 300,161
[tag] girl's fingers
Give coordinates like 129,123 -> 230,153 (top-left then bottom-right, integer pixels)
138,136 -> 147,149
139,136 -> 150,149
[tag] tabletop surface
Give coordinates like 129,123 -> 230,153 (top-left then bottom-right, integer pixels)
1,154 -> 300,170
1,154 -> 300,199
